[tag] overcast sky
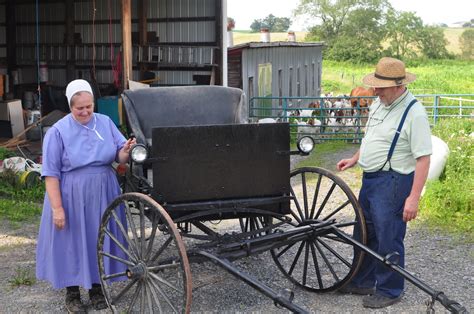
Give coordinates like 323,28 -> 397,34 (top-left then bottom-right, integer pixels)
227,0 -> 474,30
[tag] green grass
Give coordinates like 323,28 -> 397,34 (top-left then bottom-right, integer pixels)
419,118 -> 473,239
0,169 -> 44,223
8,267 -> 36,287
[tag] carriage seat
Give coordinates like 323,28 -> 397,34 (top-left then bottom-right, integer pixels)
122,85 -> 247,145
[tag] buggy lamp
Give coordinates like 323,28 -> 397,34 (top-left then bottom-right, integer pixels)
297,136 -> 315,154
130,144 -> 148,163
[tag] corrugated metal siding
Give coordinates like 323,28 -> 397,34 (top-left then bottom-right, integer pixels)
240,45 -> 322,108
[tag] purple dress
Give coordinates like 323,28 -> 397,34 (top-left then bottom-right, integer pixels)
36,113 -> 127,289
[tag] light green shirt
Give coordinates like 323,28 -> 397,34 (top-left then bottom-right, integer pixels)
358,89 -> 432,174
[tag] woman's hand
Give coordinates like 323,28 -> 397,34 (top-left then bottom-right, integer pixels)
122,138 -> 137,154
118,137 -> 137,163
52,206 -> 66,229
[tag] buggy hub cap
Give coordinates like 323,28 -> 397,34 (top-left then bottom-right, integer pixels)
126,262 -> 148,280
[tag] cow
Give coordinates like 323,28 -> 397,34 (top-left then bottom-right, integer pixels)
349,86 -> 376,125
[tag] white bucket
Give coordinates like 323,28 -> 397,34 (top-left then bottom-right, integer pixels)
260,28 -> 270,42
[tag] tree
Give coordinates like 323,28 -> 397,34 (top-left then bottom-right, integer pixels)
384,10 -> 424,59
459,29 -> 474,60
250,14 -> 291,32
297,0 -> 390,62
418,26 -> 451,59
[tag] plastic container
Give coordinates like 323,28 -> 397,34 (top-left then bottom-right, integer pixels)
97,96 -> 122,127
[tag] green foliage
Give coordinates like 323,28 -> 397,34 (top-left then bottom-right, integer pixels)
250,14 -> 291,33
8,267 -> 36,287
420,119 -> 473,237
459,29 -> 474,60
322,59 -> 474,95
0,169 -> 44,222
0,147 -> 15,160
297,0 -> 452,62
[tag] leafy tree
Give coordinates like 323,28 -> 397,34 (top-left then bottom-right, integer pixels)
384,10 -> 424,59
459,29 -> 474,60
418,26 -> 451,59
297,0 -> 390,62
250,14 -> 291,32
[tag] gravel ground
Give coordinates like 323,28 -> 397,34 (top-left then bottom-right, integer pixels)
1,151 -> 472,313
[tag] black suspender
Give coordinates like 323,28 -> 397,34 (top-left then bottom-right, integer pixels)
379,99 -> 418,171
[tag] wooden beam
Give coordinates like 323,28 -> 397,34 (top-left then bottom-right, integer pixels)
122,0 -> 132,90
214,0 -> 224,85
65,0 -> 75,83
138,0 -> 148,79
6,0 -> 17,93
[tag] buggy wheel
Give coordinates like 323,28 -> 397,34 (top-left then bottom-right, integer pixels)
97,192 -> 192,313
271,167 -> 366,292
238,215 -> 272,238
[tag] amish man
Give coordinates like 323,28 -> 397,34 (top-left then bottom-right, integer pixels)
336,57 -> 432,308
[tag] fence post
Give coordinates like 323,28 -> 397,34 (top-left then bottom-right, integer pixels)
433,96 -> 439,126
283,97 -> 288,122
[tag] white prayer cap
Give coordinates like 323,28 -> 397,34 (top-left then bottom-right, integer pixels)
65,79 -> 93,107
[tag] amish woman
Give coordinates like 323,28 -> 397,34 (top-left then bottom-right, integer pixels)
36,79 -> 135,312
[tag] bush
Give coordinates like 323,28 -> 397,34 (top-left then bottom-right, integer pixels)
420,118 -> 473,237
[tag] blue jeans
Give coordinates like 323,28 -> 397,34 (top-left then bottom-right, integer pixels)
351,170 -> 414,298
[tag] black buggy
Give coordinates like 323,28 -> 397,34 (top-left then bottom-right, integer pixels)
96,86 -> 466,313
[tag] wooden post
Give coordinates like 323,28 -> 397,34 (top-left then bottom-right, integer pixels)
6,0 -> 17,94
122,0 -> 132,90
65,0 -> 75,83
138,0 -> 148,79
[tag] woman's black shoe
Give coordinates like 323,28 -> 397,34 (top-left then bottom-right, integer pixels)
65,290 -> 87,313
89,285 -> 108,310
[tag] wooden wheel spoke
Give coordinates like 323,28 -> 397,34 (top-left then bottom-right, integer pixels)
144,218 -> 160,263
309,174 -> 322,219
111,278 -> 139,305
99,250 -> 135,267
301,172 -> 309,219
145,280 -> 163,313
149,237 -> 173,263
314,240 -> 340,282
317,238 -> 352,268
302,241 -> 310,285
149,271 -> 183,293
124,201 -> 141,252
148,262 -> 181,272
110,209 -> 139,260
322,199 -> 351,221
126,281 -> 142,312
276,241 -> 297,259
310,242 -> 324,289
288,241 -> 306,276
103,228 -> 137,263
102,271 -> 128,281
149,273 -> 180,312
314,182 -> 337,219
289,185 -> 304,224
139,202 -> 146,258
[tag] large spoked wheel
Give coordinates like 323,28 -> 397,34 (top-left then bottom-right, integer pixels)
97,192 -> 192,313
271,167 -> 366,292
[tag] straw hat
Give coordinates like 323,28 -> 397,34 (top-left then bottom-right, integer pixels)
362,57 -> 416,88
65,79 -> 93,107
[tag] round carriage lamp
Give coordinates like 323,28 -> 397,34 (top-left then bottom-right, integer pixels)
130,144 -> 148,163
297,136 -> 315,154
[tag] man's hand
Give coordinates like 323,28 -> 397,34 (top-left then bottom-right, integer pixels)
403,195 -> 419,222
52,207 -> 66,229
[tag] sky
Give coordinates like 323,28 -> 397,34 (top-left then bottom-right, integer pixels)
227,0 -> 474,31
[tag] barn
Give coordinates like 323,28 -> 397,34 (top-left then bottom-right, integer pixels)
228,41 -> 324,119
0,0 -> 228,121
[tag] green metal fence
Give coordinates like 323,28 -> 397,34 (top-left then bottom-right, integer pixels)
249,94 -> 474,143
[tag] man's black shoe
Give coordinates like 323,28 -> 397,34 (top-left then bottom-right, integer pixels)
363,293 -> 402,308
338,284 -> 375,295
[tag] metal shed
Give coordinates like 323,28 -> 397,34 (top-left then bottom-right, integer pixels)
228,41 -> 324,116
0,0 -> 228,115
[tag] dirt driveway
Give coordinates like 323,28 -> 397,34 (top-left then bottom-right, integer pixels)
1,147 -> 472,313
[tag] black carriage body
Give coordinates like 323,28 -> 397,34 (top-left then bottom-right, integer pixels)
151,123 -> 291,217
122,86 -> 290,219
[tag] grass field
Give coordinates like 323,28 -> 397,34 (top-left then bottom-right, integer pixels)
233,29 -> 474,95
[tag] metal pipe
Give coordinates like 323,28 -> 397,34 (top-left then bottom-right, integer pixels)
196,251 -> 308,313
